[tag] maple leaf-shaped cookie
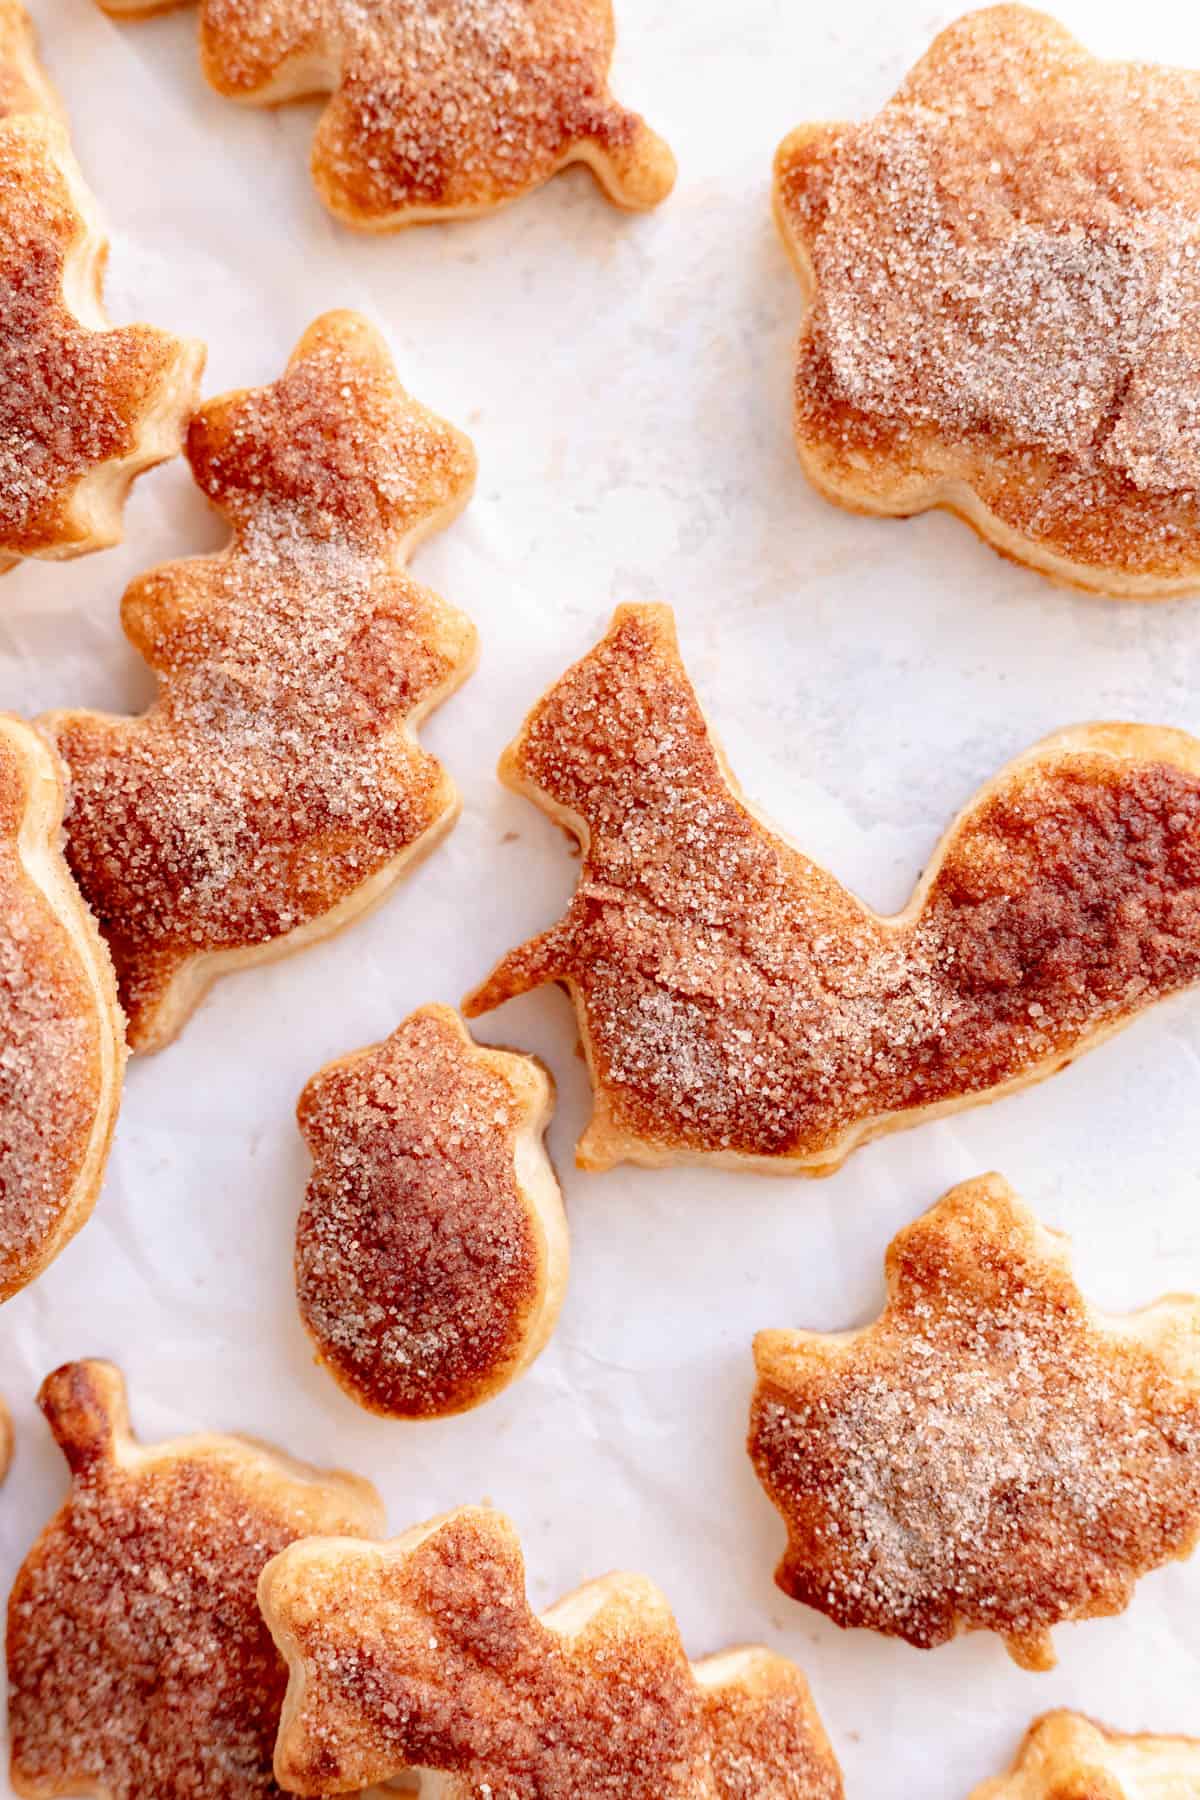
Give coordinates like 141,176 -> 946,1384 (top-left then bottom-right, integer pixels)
296,1004 -> 567,1418
749,1174 -> 1200,1671
45,311 -> 478,1053
0,716 -> 123,1300
7,1359 -> 385,1800
970,1713 -> 1200,1799
96,0 -> 676,231
466,604 -> 1200,1175
0,3 -> 203,573
259,1505 -> 845,1798
775,5 -> 1200,597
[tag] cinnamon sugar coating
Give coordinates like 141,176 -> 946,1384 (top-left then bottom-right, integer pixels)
0,2 -> 202,573
971,1712 -> 1200,1798
99,0 -> 675,229
260,1506 -> 844,1798
750,1175 -> 1200,1670
0,717 -> 123,1301
296,1004 -> 566,1418
776,6 -> 1200,595
46,312 -> 478,1053
7,1360 -> 384,1800
466,605 -> 1200,1174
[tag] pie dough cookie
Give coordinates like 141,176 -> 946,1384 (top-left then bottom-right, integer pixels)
96,0 -> 676,230
971,1713 -> 1200,1798
46,312 -> 477,1053
467,604 -> 1200,1174
0,716 -> 123,1301
296,1004 -> 566,1419
0,3 -> 203,573
750,1174 -> 1200,1670
259,1505 -> 845,1798
7,1359 -> 384,1800
775,6 -> 1200,597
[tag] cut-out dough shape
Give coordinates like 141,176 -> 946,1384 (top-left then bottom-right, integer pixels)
7,1358 -> 384,1800
296,1003 -> 567,1419
259,1505 -> 845,1798
775,5 -> 1200,597
0,716 -> 123,1301
45,311 -> 478,1053
750,1174 -> 1200,1671
466,603 -> 1200,1175
970,1712 -> 1200,1798
0,1 -> 203,573
95,0 -> 676,231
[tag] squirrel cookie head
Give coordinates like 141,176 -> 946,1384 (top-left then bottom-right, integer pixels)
97,0 -> 676,229
0,716 -> 123,1302
296,1003 -> 567,1419
47,311 -> 478,1054
259,1505 -> 844,1799
970,1712 -> 1200,1798
775,5 -> 1200,596
750,1174 -> 1200,1670
7,1359 -> 384,1800
467,604 -> 1200,1175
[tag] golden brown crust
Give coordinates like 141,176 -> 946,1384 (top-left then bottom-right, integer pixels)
971,1712 -> 1200,1798
45,311 -> 478,1053
7,1359 -> 384,1800
465,604 -> 1200,1174
0,716 -> 124,1300
296,1003 -> 567,1419
0,3 -> 203,573
775,5 -> 1200,598
97,0 -> 675,230
259,1506 -> 844,1798
749,1174 -> 1200,1670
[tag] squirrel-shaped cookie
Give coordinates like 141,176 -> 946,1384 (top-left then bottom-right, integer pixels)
0,717 -> 123,1300
95,0 -> 676,230
971,1713 -> 1200,1798
46,312 -> 477,1052
7,1359 -> 384,1800
467,604 -> 1200,1175
775,6 -> 1200,597
750,1175 -> 1200,1670
0,1 -> 203,572
259,1505 -> 845,1798
297,1004 -> 567,1419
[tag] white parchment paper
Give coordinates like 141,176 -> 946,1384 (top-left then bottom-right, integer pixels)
3,1 -> 1200,1792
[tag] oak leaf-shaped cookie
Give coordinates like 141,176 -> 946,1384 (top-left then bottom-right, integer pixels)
750,1174 -> 1200,1670
466,604 -> 1200,1175
45,311 -> 478,1052
259,1505 -> 845,1798
296,1004 -> 567,1418
971,1712 -> 1200,1799
97,0 -> 676,230
7,1359 -> 384,1800
0,2 -> 203,573
0,716 -> 123,1300
775,5 -> 1200,597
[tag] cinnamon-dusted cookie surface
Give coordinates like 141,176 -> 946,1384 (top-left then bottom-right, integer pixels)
750,1174 -> 1200,1670
0,3 -> 203,573
7,1359 -> 384,1800
97,0 -> 675,230
971,1712 -> 1200,1798
46,311 -> 477,1053
466,604 -> 1200,1175
0,716 -> 123,1301
776,5 -> 1200,597
297,1004 -> 566,1419
260,1505 -> 844,1798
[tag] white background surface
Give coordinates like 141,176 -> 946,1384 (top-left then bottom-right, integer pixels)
4,0 -> 1200,1792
